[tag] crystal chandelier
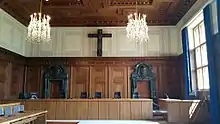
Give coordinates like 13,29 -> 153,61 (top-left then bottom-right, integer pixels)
27,0 -> 51,43
126,2 -> 149,43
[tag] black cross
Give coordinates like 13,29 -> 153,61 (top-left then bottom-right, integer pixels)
88,29 -> 112,57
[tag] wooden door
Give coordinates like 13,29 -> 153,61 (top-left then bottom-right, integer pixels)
137,81 -> 150,98
50,81 -> 62,98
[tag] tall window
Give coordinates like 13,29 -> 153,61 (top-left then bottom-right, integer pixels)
189,21 -> 209,90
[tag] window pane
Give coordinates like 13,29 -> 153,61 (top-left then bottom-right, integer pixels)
191,71 -> 197,91
195,48 -> 202,67
189,30 -> 195,50
203,67 -> 210,89
194,27 -> 200,47
197,69 -> 203,90
190,51 -> 196,70
199,22 -> 206,44
201,44 -> 208,66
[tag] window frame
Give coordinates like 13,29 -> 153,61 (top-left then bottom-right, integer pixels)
190,21 -> 209,91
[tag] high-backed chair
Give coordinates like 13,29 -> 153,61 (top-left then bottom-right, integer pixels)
80,92 -> 88,98
95,92 -> 102,98
114,92 -> 121,98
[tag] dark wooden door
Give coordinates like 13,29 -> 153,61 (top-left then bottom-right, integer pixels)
50,81 -> 62,98
137,81 -> 149,98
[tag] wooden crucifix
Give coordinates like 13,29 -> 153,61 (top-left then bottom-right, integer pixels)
88,29 -> 112,57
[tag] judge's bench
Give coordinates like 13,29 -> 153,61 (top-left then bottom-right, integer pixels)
1,99 -> 152,120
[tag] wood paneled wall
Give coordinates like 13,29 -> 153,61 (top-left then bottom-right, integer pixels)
25,57 -> 183,99
0,46 -> 184,99
0,47 -> 25,99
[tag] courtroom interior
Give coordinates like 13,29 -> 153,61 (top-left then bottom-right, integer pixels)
0,0 -> 219,124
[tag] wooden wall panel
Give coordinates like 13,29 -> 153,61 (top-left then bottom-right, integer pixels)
142,101 -> 153,119
0,47 -> 25,99
98,101 -> 108,119
25,66 -> 42,94
0,45 -> 184,100
56,101 -> 66,120
109,66 -> 128,98
71,66 -> 90,98
11,64 -> 24,97
119,102 -> 130,119
66,101 -> 77,120
127,66 -> 132,98
0,61 -> 9,99
161,65 -> 181,98
24,57 -> 183,99
88,101 -> 99,119
151,65 -> 160,97
108,101 -> 120,119
46,101 -> 56,120
76,101 -> 88,120
90,66 -> 108,98
131,102 -> 142,119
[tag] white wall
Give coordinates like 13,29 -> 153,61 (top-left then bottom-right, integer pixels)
0,9 -> 26,56
26,26 -> 179,57
0,8 -> 180,57
176,0 -> 211,54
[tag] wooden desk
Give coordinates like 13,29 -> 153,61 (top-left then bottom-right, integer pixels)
159,99 -> 201,123
0,103 -> 20,108
1,99 -> 153,120
0,110 -> 47,124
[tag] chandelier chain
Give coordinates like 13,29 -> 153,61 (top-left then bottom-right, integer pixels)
40,0 -> 43,14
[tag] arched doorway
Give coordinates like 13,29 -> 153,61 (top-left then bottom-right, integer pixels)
44,64 -> 68,99
130,62 -> 158,110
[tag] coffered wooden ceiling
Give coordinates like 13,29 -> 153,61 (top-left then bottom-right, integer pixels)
0,0 -> 197,26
